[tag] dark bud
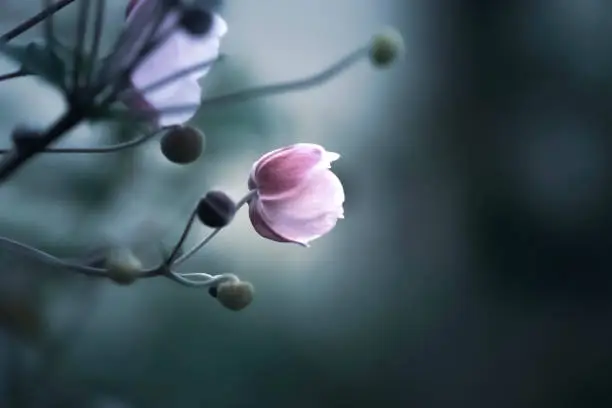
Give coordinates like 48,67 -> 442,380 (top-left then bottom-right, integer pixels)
369,28 -> 404,68
160,125 -> 204,164
180,7 -> 213,36
196,191 -> 236,228
208,286 -> 218,298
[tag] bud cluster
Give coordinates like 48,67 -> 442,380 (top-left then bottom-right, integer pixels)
0,0 -> 404,312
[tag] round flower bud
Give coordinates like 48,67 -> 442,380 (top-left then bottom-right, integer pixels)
180,7 -> 214,35
369,28 -> 404,68
196,191 -> 236,228
160,126 -> 205,164
105,248 -> 142,285
216,280 -> 254,311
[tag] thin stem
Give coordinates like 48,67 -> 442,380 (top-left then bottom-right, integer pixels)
0,236 -> 108,277
172,190 -> 256,267
179,272 -> 216,278
0,70 -> 28,82
42,0 -> 56,53
86,0 -> 106,86
0,126 -> 166,154
165,207 -> 198,265
166,271 -> 237,288
73,0 -> 92,89
132,46 -> 370,119
0,0 -> 77,43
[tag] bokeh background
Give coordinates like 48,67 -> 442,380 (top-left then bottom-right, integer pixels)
1,0 -> 612,407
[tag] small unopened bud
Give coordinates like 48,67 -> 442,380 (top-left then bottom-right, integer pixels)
216,280 -> 254,311
160,126 -> 205,164
180,7 -> 214,35
196,191 -> 236,228
369,28 -> 404,68
105,248 -> 142,285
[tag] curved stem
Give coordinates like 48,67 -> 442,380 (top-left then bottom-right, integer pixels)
72,0 -> 91,90
0,127 -> 165,154
165,207 -> 198,265
166,270 -> 238,288
133,46 -> 369,119
0,0 -> 77,43
0,236 -> 108,277
86,0 -> 106,87
172,190 -> 256,267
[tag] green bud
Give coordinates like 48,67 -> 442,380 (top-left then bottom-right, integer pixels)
160,125 -> 205,164
216,280 -> 254,311
105,248 -> 142,285
369,28 -> 404,68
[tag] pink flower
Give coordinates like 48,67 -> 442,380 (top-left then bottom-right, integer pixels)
125,0 -> 227,127
248,144 -> 345,246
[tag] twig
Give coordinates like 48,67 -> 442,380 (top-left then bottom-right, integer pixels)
0,70 -> 29,82
0,0 -> 78,43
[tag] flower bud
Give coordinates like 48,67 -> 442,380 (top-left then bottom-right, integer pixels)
369,28 -> 404,68
216,280 -> 254,311
196,191 -> 236,228
105,248 -> 142,285
160,126 -> 205,164
248,144 -> 345,246
180,7 -> 214,35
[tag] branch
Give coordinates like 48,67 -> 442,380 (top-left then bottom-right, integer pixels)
0,0 -> 78,43
0,109 -> 83,182
0,70 -> 29,82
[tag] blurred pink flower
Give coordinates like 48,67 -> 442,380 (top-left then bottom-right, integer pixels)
248,144 -> 345,246
125,0 -> 227,127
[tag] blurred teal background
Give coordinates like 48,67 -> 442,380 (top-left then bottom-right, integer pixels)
1,0 -> 612,407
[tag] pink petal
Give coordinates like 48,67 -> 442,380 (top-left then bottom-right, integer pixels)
250,144 -> 340,199
255,169 -> 345,245
248,202 -> 291,244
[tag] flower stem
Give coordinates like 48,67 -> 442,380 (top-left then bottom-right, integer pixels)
0,126 -> 166,154
86,0 -> 106,86
72,0 -> 92,90
165,208 -> 198,265
0,0 -> 77,43
0,236 -> 108,277
166,271 -> 237,288
130,46 -> 370,119
199,47 -> 370,108
172,190 -> 257,267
